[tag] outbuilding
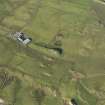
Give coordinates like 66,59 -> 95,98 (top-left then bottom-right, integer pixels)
12,32 -> 32,45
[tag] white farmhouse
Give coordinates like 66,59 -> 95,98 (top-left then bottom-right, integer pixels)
12,32 -> 32,45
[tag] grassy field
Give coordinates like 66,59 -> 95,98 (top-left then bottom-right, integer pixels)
0,0 -> 105,105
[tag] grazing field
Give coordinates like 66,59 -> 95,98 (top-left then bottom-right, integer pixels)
0,0 -> 105,105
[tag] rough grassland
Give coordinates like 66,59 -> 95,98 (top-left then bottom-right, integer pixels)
0,0 -> 105,105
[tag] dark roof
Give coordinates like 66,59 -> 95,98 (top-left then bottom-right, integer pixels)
20,34 -> 26,41
28,37 -> 32,41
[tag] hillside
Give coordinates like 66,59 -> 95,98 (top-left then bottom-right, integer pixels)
0,0 -> 105,105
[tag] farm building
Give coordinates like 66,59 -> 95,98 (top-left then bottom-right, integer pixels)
11,32 -> 32,45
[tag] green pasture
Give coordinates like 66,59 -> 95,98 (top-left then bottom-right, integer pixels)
0,0 -> 105,105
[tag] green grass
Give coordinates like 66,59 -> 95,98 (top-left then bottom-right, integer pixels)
0,0 -> 105,105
